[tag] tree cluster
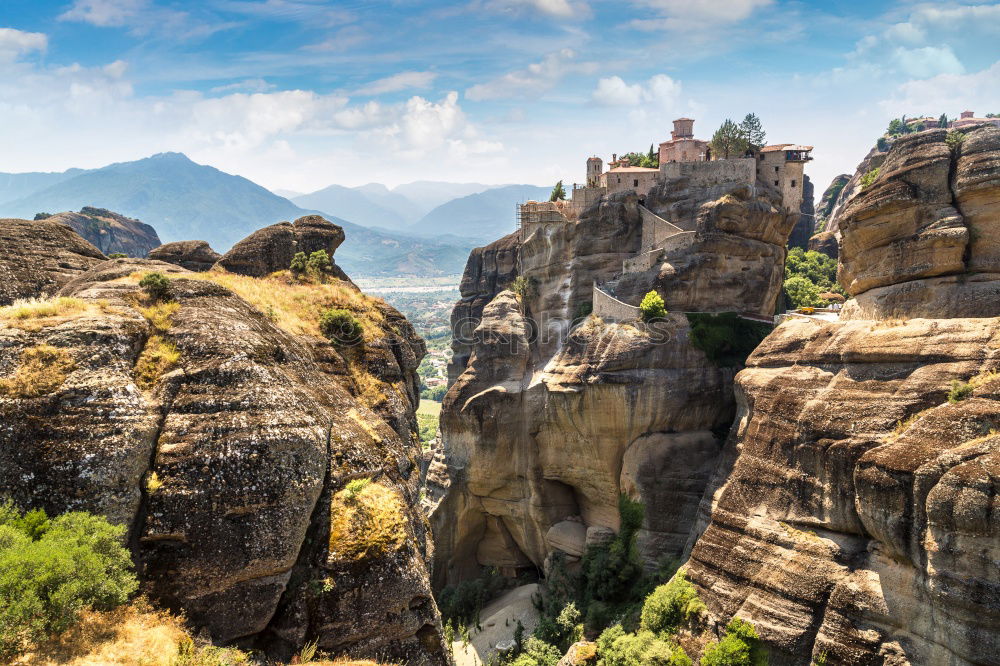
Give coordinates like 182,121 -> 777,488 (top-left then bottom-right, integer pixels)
709,114 -> 766,160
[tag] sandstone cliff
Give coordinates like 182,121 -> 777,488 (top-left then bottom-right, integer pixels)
679,125 -> 1000,665
432,171 -> 798,587
0,220 -> 446,664
46,207 -> 162,257
788,174 -> 815,250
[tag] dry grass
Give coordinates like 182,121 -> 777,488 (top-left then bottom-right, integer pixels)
135,335 -> 181,389
0,345 -> 76,398
0,297 -> 115,331
186,270 -> 388,342
328,480 -> 407,561
146,471 -> 164,494
139,301 -> 181,332
889,411 -> 924,442
12,600 -> 188,666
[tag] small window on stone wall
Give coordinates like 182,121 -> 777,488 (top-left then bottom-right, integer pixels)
774,166 -> 779,172
791,179 -> 797,187
633,179 -> 639,187
774,180 -> 779,186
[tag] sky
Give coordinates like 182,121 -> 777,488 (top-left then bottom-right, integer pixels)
1,0 -> 999,198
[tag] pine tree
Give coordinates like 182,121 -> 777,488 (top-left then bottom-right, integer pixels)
709,119 -> 748,159
739,113 -> 766,148
938,113 -> 949,128
549,180 -> 567,201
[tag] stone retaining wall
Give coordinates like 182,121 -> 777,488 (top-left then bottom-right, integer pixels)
592,283 -> 640,322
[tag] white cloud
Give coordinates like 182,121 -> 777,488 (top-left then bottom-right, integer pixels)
484,0 -> 588,18
303,26 -> 369,52
213,0 -> 356,26
880,60 -> 1000,115
466,49 -> 591,101
890,45 -> 965,78
59,0 -> 148,27
210,78 -> 276,94
0,28 -> 47,62
884,21 -> 926,46
592,74 -> 681,106
627,0 -> 772,31
353,71 -> 438,96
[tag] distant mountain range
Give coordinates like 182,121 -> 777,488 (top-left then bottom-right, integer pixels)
0,154 -> 467,276
0,153 -> 550,275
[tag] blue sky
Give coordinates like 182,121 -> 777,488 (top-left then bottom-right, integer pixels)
1,0 -> 999,196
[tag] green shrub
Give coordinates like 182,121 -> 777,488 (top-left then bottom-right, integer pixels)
139,272 -> 172,302
639,291 -> 667,321
108,253 -> 128,259
343,477 -> 371,500
859,167 -> 880,190
307,250 -> 332,277
639,570 -> 705,635
511,275 -> 537,300
700,618 -> 766,666
783,274 -> 824,309
509,636 -> 562,666
290,251 -> 308,276
947,379 -> 975,403
0,505 -> 138,658
945,130 -> 965,151
685,313 -> 772,367
319,308 -> 363,346
595,625 -> 690,666
535,602 -> 583,652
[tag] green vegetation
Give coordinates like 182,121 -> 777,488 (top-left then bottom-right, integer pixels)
139,272 -> 172,302
619,146 -> 659,169
859,167 -> 880,190
640,571 -> 706,636
421,384 -> 447,401
328,480 -> 407,561
134,335 -> 180,389
783,246 -> 846,309
290,250 -> 308,276
549,180 -> 567,201
307,249 -> 332,276
946,130 -> 965,151
948,379 -> 975,403
319,308 -> 363,346
596,625 -> 691,666
108,253 -> 128,259
685,313 -> 772,367
0,504 -> 138,658
438,567 -> 511,630
640,290 -> 667,322
33,212 -> 52,220
709,114 -> 765,159
709,119 -> 747,159
512,275 -> 538,300
700,618 -> 766,666
417,398 -> 441,447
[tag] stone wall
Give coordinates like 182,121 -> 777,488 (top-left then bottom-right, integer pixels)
592,283 -> 640,322
659,158 -> 755,188
638,205 -> 683,253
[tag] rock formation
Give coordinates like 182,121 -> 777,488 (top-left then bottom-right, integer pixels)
680,125 -> 1000,664
0,216 -> 107,305
431,170 -> 798,587
42,207 -> 162,258
215,215 -> 349,281
0,221 -> 446,663
148,240 -> 221,271
787,174 -> 815,249
815,173 -> 850,229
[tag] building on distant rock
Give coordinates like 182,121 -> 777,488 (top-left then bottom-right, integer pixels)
527,117 -> 812,231
658,117 -> 710,164
951,109 -> 1000,130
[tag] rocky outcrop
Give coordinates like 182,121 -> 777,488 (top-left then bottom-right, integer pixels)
821,147 -> 889,235
787,174 -> 815,249
45,207 -> 162,257
215,215 -> 349,280
0,226 -> 446,663
148,240 -> 221,271
816,174 -> 850,230
679,125 -> 1000,665
431,173 -> 797,587
0,217 -> 106,305
839,126 -> 1000,318
807,229 -> 838,258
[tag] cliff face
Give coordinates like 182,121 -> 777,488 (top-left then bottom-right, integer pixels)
788,174 -> 815,250
0,220 -> 446,664
48,207 -> 162,257
431,173 -> 797,587
680,125 -> 1000,665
